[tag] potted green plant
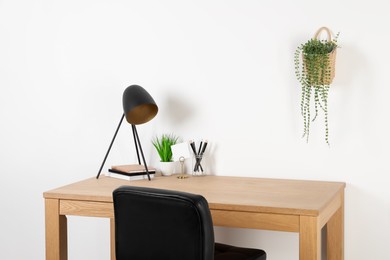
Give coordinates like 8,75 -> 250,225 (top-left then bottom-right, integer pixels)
152,134 -> 179,176
294,27 -> 339,145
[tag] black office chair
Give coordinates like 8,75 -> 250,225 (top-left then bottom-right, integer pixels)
113,186 -> 266,260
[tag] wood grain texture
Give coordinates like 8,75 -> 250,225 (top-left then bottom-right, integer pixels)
300,216 -> 321,260
211,209 -> 299,232
110,218 -> 116,260
60,200 -> 113,218
319,191 -> 342,228
44,175 -> 345,216
44,175 -> 345,260
45,199 -> 67,260
327,190 -> 344,260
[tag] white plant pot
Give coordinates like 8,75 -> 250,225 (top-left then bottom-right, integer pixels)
159,161 -> 176,176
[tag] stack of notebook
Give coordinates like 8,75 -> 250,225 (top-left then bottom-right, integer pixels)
107,164 -> 156,180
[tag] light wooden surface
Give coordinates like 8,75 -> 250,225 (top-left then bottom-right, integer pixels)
44,175 -> 345,260
45,199 -> 67,260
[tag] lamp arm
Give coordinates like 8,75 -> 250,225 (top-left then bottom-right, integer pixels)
96,114 -> 125,179
132,125 -> 141,165
133,125 -> 151,181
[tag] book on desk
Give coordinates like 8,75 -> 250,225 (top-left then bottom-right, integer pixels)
106,164 -> 156,181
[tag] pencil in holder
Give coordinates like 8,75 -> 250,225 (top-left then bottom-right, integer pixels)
192,153 -> 207,176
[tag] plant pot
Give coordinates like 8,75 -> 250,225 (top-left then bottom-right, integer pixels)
159,161 -> 177,176
303,49 -> 336,85
302,27 -> 337,86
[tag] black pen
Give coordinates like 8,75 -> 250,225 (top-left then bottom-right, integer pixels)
200,140 -> 208,155
197,140 -> 203,155
195,140 -> 208,172
199,140 -> 208,172
189,140 -> 197,155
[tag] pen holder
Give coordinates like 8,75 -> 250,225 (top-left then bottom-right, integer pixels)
192,154 -> 207,176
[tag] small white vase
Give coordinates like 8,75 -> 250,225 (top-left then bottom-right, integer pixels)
159,161 -> 176,176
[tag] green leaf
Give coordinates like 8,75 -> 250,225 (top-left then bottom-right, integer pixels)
151,134 -> 180,162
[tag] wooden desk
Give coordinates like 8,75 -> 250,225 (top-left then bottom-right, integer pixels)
44,175 -> 345,260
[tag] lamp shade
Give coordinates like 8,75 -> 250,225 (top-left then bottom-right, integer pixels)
122,85 -> 158,125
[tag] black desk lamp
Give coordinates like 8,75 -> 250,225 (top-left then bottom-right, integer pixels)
96,85 -> 158,180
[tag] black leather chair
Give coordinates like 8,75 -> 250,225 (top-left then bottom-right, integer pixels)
113,186 -> 266,260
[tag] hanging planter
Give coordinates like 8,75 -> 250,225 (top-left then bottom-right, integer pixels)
294,27 -> 339,145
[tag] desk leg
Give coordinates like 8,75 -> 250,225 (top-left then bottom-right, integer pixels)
45,199 -> 67,260
299,216 -> 321,260
327,192 -> 344,260
110,218 -> 116,260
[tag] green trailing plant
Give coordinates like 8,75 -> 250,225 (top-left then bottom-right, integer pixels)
294,31 -> 339,145
152,134 -> 179,162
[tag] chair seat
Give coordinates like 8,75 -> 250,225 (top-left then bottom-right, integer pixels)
215,243 -> 267,260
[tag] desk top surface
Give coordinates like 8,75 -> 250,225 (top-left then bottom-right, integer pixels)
44,175 -> 345,216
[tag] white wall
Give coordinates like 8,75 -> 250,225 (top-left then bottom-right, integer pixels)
1,0 -> 389,259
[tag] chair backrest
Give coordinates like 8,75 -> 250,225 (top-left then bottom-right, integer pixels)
113,186 -> 215,260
